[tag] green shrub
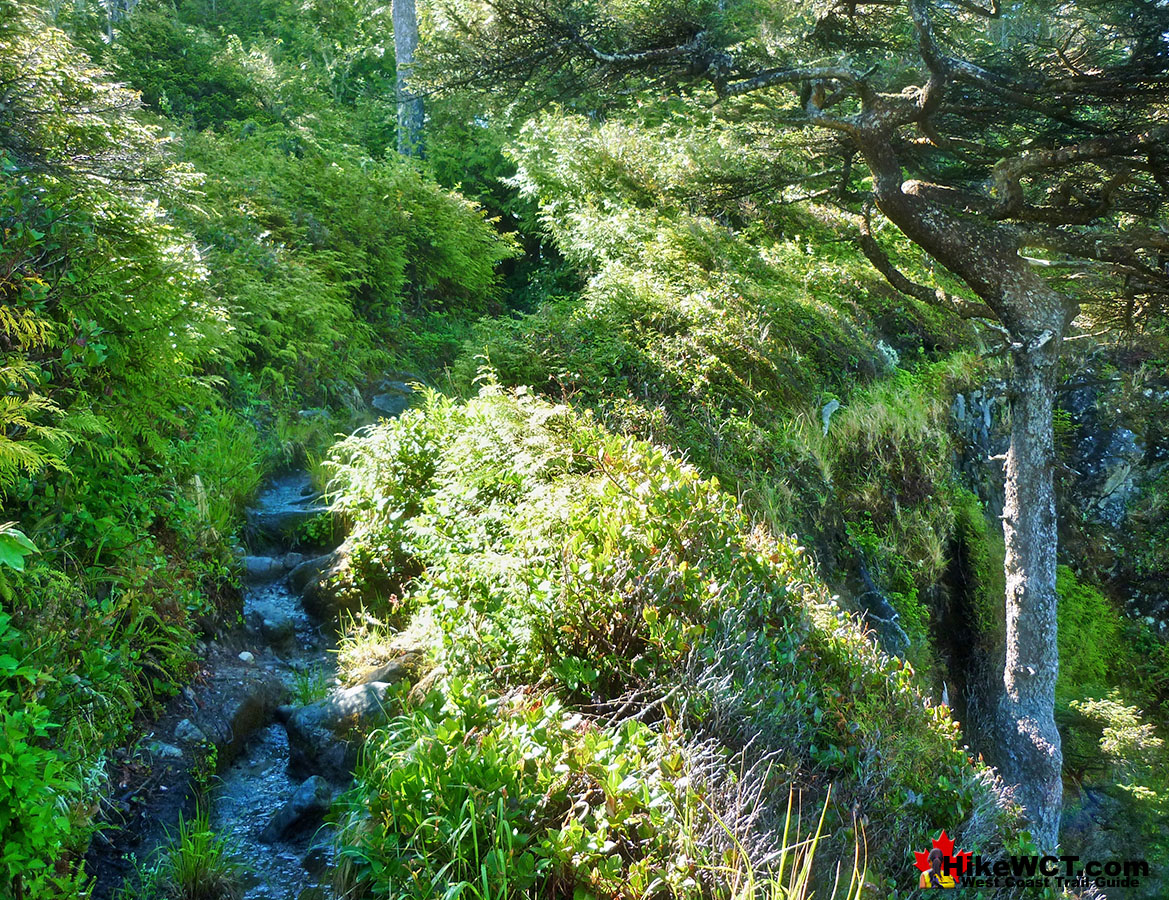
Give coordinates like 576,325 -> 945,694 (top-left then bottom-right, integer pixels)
111,1 -> 271,129
1055,566 -> 1124,704
1066,693 -> 1169,867
338,682 -> 698,899
453,107 -> 988,682
328,386 -> 1019,897
180,123 -> 515,403
0,614 -> 86,900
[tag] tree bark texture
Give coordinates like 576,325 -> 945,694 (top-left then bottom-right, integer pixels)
393,0 -> 424,157
864,137 -> 1068,848
999,324 -> 1065,852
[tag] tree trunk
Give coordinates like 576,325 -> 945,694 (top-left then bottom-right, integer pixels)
861,136 -> 1071,848
999,321 -> 1065,852
392,0 -> 424,157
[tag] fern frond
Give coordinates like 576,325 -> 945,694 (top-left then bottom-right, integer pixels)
0,307 -> 55,351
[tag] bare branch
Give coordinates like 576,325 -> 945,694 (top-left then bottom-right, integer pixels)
720,66 -> 863,98
950,0 -> 999,17
855,206 -> 997,320
573,31 -> 704,67
991,128 -> 1169,217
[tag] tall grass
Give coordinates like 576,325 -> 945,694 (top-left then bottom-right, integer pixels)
705,786 -> 867,900
292,664 -> 332,705
117,807 -> 241,900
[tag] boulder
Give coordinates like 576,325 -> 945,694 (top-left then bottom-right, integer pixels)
350,650 -> 424,687
259,775 -> 334,843
289,552 -> 336,596
291,539 -> 403,623
247,601 -> 296,650
245,552 -> 309,583
406,665 -> 446,708
191,669 -> 289,765
292,546 -> 348,621
283,681 -> 403,781
370,377 -> 419,418
244,556 -> 283,581
371,392 -> 412,418
175,718 -> 208,745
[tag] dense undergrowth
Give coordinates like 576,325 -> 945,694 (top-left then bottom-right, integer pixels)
453,110 -> 981,641
0,1 -> 509,895
445,100 -> 1169,884
325,386 -> 1025,898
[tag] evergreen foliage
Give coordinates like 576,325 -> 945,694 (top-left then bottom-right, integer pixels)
0,0 -> 1165,894
0,2 -> 509,895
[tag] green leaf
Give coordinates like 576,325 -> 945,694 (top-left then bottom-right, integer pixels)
0,527 -> 36,554
0,523 -> 36,571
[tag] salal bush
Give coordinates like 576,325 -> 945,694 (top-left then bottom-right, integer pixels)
329,385 -> 1023,899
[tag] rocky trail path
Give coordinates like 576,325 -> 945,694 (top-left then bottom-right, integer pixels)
86,379 -> 423,900
213,471 -> 339,900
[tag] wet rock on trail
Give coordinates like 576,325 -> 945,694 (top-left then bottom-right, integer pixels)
260,775 -> 334,844
245,472 -> 329,548
247,600 -> 297,650
83,643 -> 297,899
87,473 -> 342,899
281,679 -> 407,783
89,387 -> 426,899
289,551 -> 334,595
196,662 -> 288,764
245,552 -> 307,581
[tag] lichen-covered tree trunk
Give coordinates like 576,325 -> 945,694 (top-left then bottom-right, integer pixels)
866,142 -> 1071,846
999,326 -> 1065,852
392,0 -> 424,157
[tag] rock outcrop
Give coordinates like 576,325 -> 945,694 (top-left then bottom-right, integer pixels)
244,552 -> 307,582
281,681 -> 402,782
260,775 -> 334,843
370,374 -> 421,419
245,472 -> 329,548
289,537 -> 409,622
186,665 -> 289,765
950,357 -> 1169,630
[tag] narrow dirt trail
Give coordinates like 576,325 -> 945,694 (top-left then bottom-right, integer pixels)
212,471 -> 338,899
86,472 -> 341,900
87,379 -> 421,899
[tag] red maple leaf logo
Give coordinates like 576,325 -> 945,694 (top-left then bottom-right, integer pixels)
913,830 -> 969,883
